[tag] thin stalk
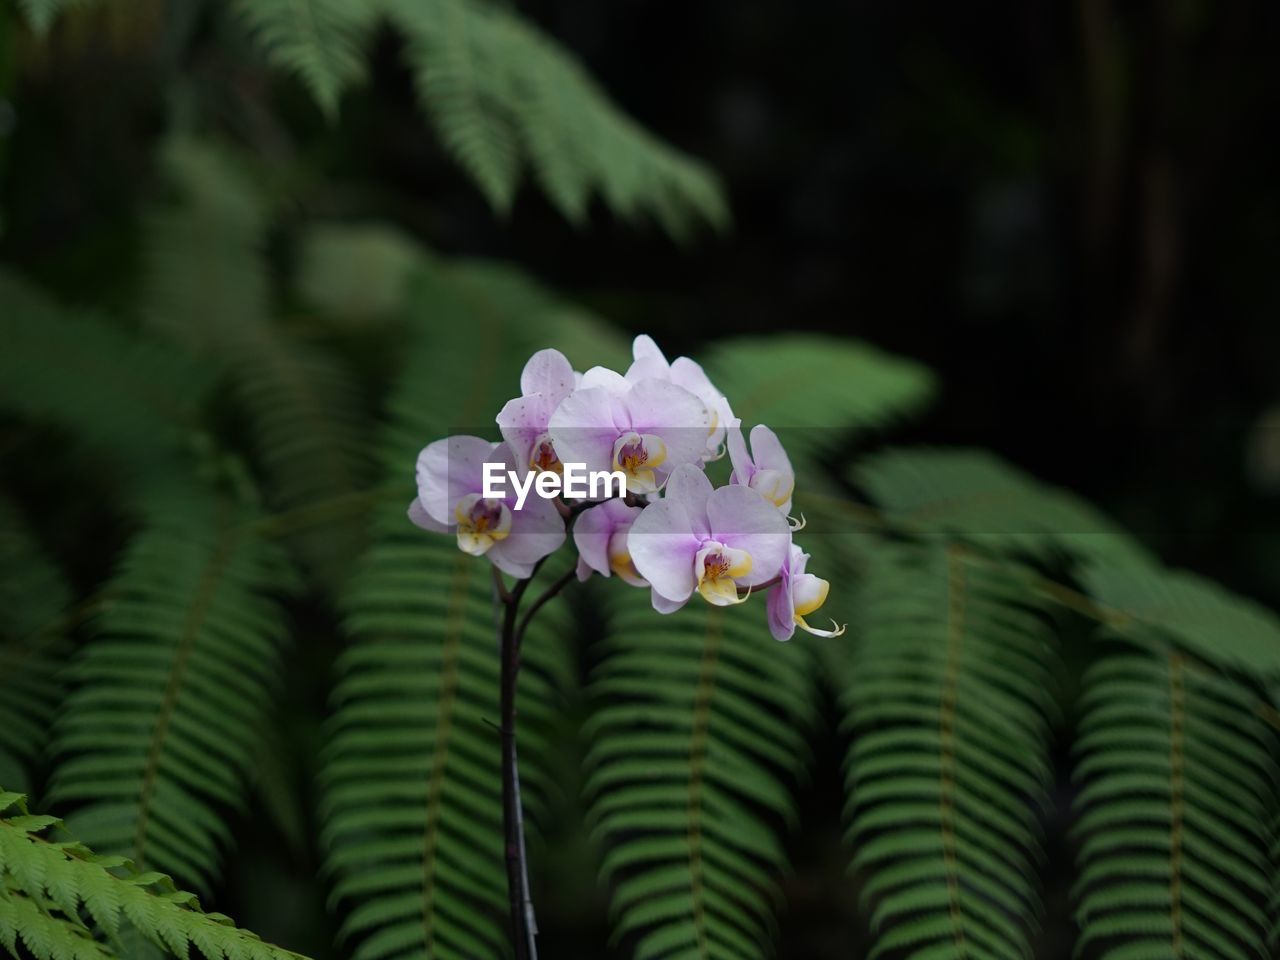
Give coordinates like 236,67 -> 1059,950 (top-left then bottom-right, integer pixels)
498,585 -> 536,960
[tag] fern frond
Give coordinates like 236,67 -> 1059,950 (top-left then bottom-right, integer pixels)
0,270 -> 213,468
295,222 -> 424,324
854,448 -> 1152,567
233,0 -> 375,120
0,790 -> 312,960
1081,563 -> 1280,678
49,485 -> 298,894
391,0 -> 523,215
703,335 -> 935,467
231,331 -> 374,587
1072,646 -> 1278,958
321,257 -> 593,959
143,138 -> 270,352
584,587 -> 817,958
321,507 -> 571,960
838,543 -> 1058,960
145,139 -> 374,586
383,0 -> 727,234
0,500 -> 73,792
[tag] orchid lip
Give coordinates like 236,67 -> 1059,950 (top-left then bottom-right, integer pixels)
612,431 -> 668,494
529,433 -> 563,474
454,493 -> 512,556
694,541 -> 753,606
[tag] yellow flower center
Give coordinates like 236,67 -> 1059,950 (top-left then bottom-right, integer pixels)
454,494 -> 512,556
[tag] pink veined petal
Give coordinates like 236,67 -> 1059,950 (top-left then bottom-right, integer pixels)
487,493 -> 565,578
632,334 -> 669,365
749,424 -> 793,476
416,435 -> 498,526
575,554 -> 594,583
627,499 -> 701,603
549,386 -> 625,474
705,484 -> 791,586
572,500 -> 619,578
725,419 -> 754,485
669,356 -> 720,407
651,590 -> 689,615
520,348 -> 576,402
408,498 -> 451,533
578,366 -> 631,394
767,581 -> 796,642
496,393 -> 559,468
622,379 -> 711,472
661,463 -> 714,538
624,355 -> 670,383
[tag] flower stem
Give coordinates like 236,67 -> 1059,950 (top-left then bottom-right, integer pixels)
498,587 -> 537,960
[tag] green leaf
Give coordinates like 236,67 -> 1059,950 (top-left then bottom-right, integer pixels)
49,485 -> 298,894
0,270 -> 214,471
0,499 -> 72,792
854,447 -> 1152,567
321,256 -> 594,960
1072,645 -> 1277,958
0,789 -> 312,960
704,334 -> 935,467
838,543 -> 1058,960
233,0 -> 375,119
1082,563 -> 1280,677
382,0 -> 727,235
585,586 -> 817,957
144,138 -> 374,588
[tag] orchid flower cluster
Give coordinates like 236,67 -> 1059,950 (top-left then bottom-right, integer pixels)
409,335 -> 844,641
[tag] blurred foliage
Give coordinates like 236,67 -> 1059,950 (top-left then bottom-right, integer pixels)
1,2 -> 1280,960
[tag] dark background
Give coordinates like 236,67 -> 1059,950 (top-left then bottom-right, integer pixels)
3,2 -> 1278,956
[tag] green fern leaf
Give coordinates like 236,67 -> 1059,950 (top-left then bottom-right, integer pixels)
0,270 -> 213,470
143,139 -> 270,352
296,222 -> 424,324
389,0 -> 523,214
0,790 -> 312,959
584,587 -> 817,958
321,255 -> 594,959
145,139 -> 374,587
1072,646 -> 1278,958
703,335 -> 935,467
322,508 -> 572,960
49,486 -> 298,893
382,0 -> 727,234
0,500 -> 73,792
233,0 -> 375,119
1081,563 -> 1280,678
839,543 -> 1059,960
854,448 -> 1152,567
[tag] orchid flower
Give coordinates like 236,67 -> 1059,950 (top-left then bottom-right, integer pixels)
573,498 -> 646,586
627,463 -> 791,613
727,421 -> 796,517
626,334 -> 733,459
549,375 -> 710,495
496,348 -> 577,474
409,435 -> 564,577
767,544 -> 846,641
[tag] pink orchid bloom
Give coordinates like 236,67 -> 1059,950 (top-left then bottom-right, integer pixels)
409,435 -> 564,578
548,376 -> 710,495
625,334 -> 733,459
727,421 -> 796,516
627,463 -> 790,613
767,544 -> 845,642
496,348 -> 577,475
573,498 -> 646,586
